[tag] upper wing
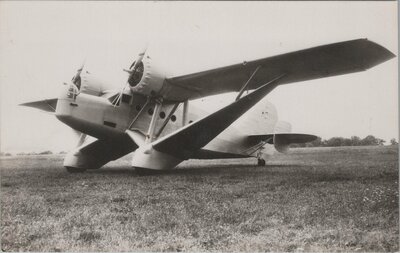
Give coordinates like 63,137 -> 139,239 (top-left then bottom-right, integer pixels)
19,98 -> 58,113
164,39 -> 395,101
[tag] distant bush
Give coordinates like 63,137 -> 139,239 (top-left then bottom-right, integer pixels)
291,135 -> 388,148
16,151 -> 54,156
0,152 -> 12,157
38,151 -> 53,155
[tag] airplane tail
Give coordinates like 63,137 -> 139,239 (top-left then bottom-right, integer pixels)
246,120 -> 316,156
274,121 -> 292,133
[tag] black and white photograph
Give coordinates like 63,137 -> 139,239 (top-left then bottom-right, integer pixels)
0,1 -> 398,252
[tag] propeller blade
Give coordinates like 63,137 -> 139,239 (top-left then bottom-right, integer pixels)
76,133 -> 87,147
70,129 -> 87,147
129,45 -> 147,71
71,60 -> 85,87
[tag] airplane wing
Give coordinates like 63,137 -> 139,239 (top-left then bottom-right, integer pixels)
19,98 -> 58,113
151,75 -> 283,159
76,134 -> 138,168
164,39 -> 395,101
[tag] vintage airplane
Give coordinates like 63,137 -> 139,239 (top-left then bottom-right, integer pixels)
21,39 -> 395,173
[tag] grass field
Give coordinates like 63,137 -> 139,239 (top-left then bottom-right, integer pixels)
1,146 -> 398,252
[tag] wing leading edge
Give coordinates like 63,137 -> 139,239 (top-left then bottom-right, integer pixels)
164,39 -> 395,101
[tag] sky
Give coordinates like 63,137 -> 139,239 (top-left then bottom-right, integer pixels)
0,1 -> 398,153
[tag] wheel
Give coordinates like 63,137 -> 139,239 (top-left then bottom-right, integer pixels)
65,167 -> 86,173
257,159 -> 266,166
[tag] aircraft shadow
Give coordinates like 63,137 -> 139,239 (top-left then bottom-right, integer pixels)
88,163 -> 311,176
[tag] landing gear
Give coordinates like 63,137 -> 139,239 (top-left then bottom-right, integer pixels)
65,167 -> 86,173
257,159 -> 266,166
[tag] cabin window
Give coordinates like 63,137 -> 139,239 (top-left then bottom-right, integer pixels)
159,112 -> 166,119
136,105 -> 142,111
148,108 -> 154,115
171,115 -> 177,122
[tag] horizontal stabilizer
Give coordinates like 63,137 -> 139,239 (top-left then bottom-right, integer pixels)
248,133 -> 317,144
19,98 -> 58,113
248,133 -> 317,153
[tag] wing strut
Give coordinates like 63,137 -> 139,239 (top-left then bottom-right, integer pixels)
151,73 -> 286,159
236,65 -> 262,101
182,100 -> 189,126
145,98 -> 163,143
155,102 -> 180,138
128,97 -> 150,129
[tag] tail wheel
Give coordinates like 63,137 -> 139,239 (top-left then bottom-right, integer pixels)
65,167 -> 86,173
257,159 -> 266,166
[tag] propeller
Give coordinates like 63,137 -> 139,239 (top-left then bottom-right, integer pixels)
76,133 -> 87,147
112,46 -> 148,106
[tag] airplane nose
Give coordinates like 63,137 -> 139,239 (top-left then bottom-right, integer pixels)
55,83 -> 79,117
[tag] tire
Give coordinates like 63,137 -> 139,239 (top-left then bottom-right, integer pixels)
257,159 -> 266,166
65,167 -> 86,173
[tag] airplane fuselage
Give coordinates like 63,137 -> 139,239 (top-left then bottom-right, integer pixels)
55,83 -> 279,164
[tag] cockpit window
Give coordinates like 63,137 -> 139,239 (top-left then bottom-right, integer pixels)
108,93 -> 132,106
121,94 -> 132,104
128,61 -> 144,87
67,84 -> 79,100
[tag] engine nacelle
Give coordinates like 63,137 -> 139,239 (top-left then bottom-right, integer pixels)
80,72 -> 113,96
128,53 -> 167,98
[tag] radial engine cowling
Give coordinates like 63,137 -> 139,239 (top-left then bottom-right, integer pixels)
80,73 -> 112,96
127,53 -> 167,98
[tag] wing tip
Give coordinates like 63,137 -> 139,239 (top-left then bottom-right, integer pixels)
18,99 -> 58,113
360,38 -> 396,68
19,102 -> 33,107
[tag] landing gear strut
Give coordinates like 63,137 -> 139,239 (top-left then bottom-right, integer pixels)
257,159 -> 266,166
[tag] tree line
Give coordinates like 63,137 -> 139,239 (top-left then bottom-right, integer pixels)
0,135 -> 398,156
291,135 -> 398,148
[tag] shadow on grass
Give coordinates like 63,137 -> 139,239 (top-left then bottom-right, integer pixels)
87,163 -> 313,177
